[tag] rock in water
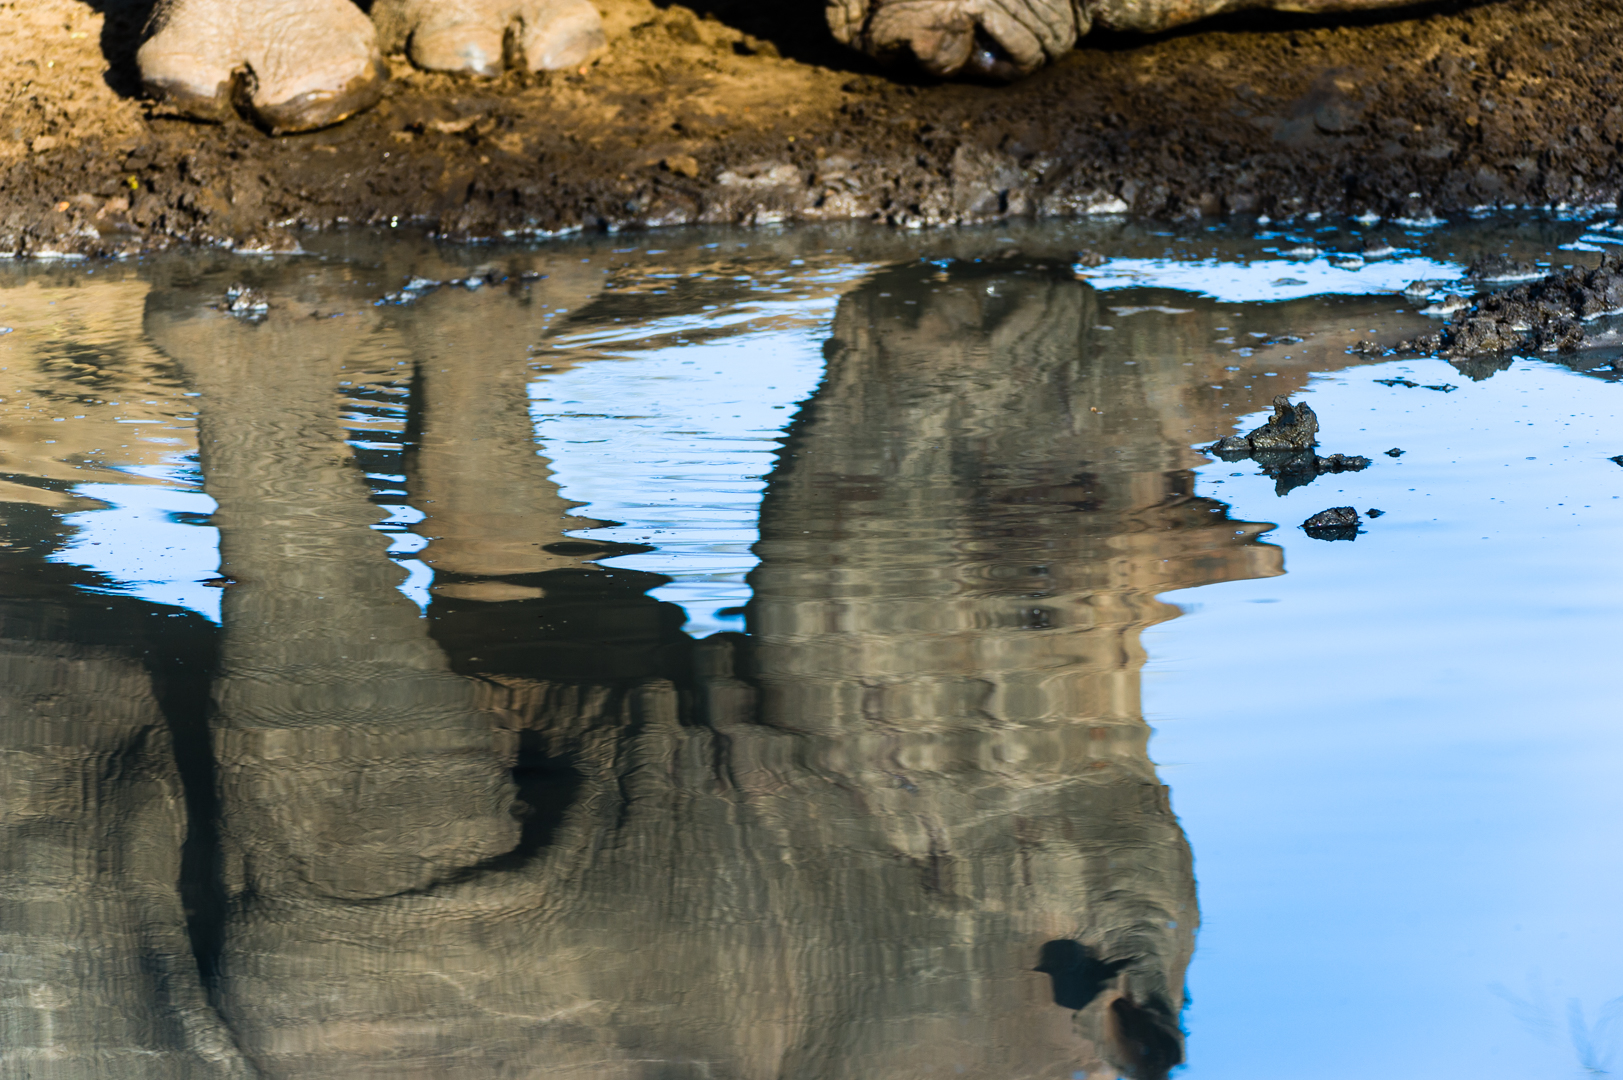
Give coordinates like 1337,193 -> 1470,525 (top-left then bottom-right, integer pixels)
1302,506 -> 1360,541
1205,396 -> 1319,456
1248,396 -> 1320,449
1398,254 -> 1623,358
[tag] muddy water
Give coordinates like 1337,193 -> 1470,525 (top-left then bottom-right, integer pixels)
0,217 -> 1619,1080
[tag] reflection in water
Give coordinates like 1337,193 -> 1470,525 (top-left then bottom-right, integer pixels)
0,248 -> 1289,1079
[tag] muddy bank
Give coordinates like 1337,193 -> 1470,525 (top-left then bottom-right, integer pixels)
3,0 -> 1623,253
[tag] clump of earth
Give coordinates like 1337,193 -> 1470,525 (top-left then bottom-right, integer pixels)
1206,396 -> 1373,496
1398,254 -> 1623,358
3,0 -> 1623,253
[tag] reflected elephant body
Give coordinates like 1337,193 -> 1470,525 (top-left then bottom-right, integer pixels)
3,250 -> 1292,1079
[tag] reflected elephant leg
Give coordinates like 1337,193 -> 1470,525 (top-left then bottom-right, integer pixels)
0,636 -> 250,1079
400,262 -> 608,601
143,294 -> 526,1074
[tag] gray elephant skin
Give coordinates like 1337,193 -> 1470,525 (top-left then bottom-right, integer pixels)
0,256 -> 1294,1079
131,0 -> 1426,132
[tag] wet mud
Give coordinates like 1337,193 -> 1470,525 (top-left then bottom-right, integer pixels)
6,0 -> 1623,253
1398,253 -> 1623,357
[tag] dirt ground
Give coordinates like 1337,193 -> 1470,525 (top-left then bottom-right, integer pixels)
2,0 -> 1622,253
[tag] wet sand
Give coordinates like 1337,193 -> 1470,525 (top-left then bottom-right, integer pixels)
1,0 -> 1620,253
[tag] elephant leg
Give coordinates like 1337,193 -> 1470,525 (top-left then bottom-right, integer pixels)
137,0 -> 387,134
372,0 -> 607,76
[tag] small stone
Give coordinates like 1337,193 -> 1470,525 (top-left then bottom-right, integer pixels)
1302,506 -> 1360,540
1315,453 -> 1370,473
663,154 -> 700,178
1385,447 -> 1405,457
1366,508 -> 1385,517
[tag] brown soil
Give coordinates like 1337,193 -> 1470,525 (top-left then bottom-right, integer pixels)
2,0 -> 1621,253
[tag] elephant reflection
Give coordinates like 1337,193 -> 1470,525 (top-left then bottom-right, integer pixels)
1,256 -> 1280,1079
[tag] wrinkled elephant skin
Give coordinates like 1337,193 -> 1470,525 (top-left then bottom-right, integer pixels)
830,0 -> 1426,79
134,0 -> 1429,133
138,0 -> 606,133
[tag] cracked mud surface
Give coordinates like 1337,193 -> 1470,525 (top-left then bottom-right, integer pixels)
5,0 -> 1623,253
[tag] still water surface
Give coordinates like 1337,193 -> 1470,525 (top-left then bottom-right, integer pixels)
1,218 -> 1619,1079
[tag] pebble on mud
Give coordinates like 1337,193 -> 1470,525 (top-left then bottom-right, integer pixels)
1302,506 -> 1360,541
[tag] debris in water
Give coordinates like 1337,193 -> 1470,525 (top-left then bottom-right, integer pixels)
1610,454 -> 1623,467
1376,377 -> 1420,387
1423,383 -> 1458,392
1302,506 -> 1360,540
1463,253 -> 1545,284
1244,396 -> 1319,451
1421,294 -> 1471,317
1402,279 -> 1453,299
378,276 -> 443,305
1366,508 -> 1385,517
1385,448 -> 1405,457
1397,253 -> 1623,357
221,284 -> 269,320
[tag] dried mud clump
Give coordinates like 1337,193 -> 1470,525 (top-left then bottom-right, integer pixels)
1205,397 -> 1373,496
1302,506 -> 1360,541
1399,255 -> 1623,358
1206,396 -> 1319,454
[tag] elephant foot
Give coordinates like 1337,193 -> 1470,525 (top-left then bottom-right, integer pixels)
372,0 -> 608,76
827,0 -> 1084,79
137,0 -> 387,135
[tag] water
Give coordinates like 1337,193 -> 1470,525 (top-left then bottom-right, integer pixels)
1,217 -> 1619,1080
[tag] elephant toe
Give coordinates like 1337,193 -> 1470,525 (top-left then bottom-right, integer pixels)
516,0 -> 608,72
374,0 -> 607,76
248,57 -> 389,136
136,0 -> 386,134
837,0 -> 1077,79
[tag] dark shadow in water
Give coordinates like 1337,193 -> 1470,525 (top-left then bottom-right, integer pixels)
430,566 -> 694,687
1035,939 -> 1130,1011
1109,995 -> 1187,1080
